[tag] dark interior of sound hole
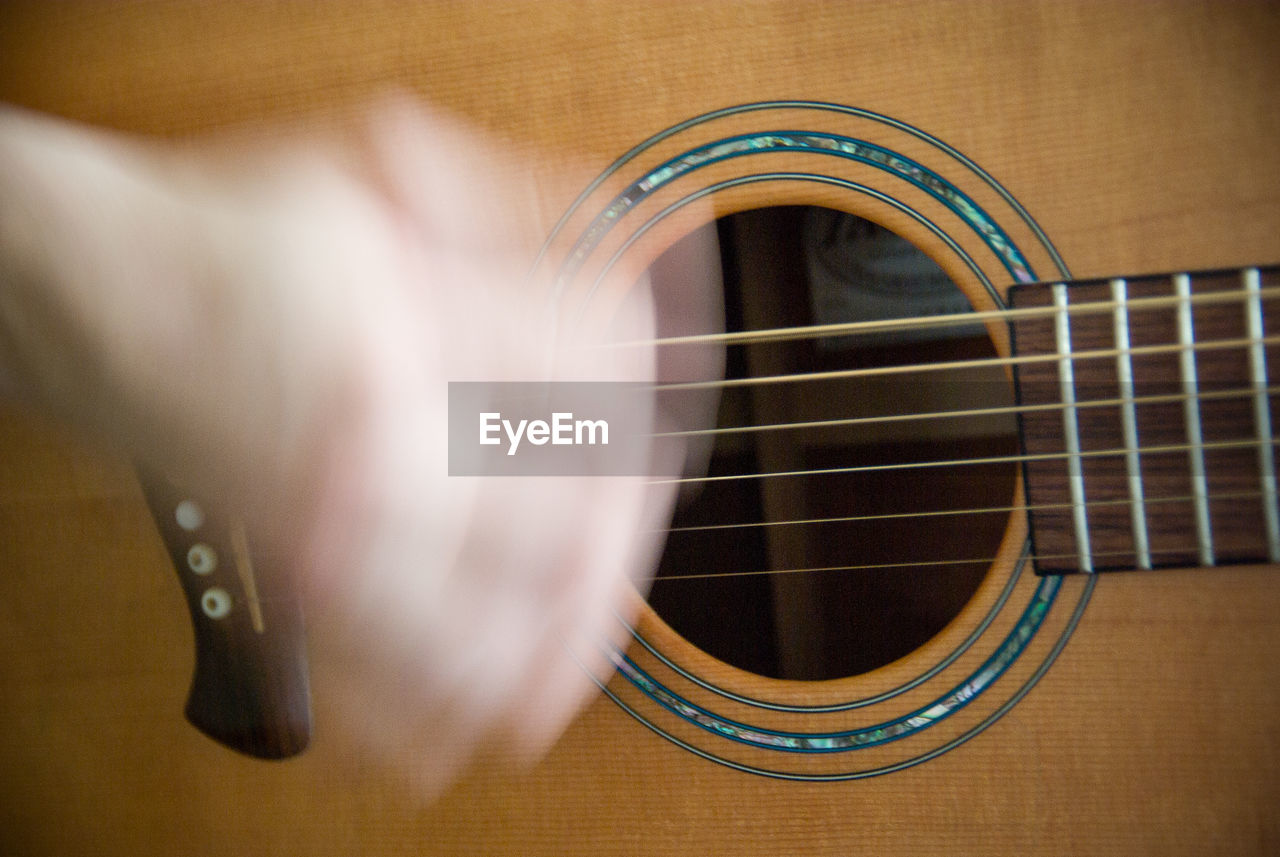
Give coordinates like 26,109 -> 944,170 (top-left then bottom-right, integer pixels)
645,206 -> 1018,681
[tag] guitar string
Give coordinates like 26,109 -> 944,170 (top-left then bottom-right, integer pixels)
647,436 -> 1277,486
652,384 -> 1279,439
658,490 -> 1265,535
643,282 -> 1276,579
610,282 -> 1280,351
650,333 -> 1280,393
642,543 -> 1254,584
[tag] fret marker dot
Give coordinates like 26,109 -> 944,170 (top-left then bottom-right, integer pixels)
187,543 -> 217,575
200,588 -> 232,620
175,500 -> 204,532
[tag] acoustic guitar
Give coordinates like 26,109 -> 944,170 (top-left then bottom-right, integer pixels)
2,3 -> 1278,855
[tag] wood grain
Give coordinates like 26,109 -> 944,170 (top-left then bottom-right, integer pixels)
1,3 -> 1278,856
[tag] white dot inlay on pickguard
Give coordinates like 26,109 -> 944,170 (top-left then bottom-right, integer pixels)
187,543 -> 217,575
175,499 -> 204,532
201,587 -> 232,619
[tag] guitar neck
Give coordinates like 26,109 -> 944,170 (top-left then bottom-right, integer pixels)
1010,265 -> 1280,573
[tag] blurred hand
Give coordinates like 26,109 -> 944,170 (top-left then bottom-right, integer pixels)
0,100 -> 700,793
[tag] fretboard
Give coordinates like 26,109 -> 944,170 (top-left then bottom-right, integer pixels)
1009,266 -> 1280,574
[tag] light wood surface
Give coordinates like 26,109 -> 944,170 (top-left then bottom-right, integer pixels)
1,3 -> 1278,855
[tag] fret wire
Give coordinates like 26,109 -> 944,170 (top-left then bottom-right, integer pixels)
652,384 -> 1280,439
646,544 -> 1252,584
1244,268 -> 1280,560
648,437 -> 1278,486
651,334 -> 1280,393
1111,278 -> 1151,569
1054,283 -> 1093,573
659,490 -> 1265,535
1175,274 -> 1214,566
617,283 -> 1280,350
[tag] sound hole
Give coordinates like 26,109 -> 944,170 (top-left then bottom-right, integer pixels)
646,207 -> 1018,681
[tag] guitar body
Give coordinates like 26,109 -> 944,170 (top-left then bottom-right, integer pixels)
2,3 -> 1278,854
